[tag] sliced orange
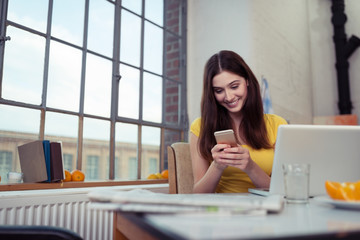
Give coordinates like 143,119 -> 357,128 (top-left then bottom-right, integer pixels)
325,181 -> 343,200
325,180 -> 360,201
354,181 -> 360,200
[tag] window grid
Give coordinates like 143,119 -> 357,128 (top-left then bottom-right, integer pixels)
0,0 -> 188,181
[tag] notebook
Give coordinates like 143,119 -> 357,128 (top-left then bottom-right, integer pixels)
249,124 -> 360,197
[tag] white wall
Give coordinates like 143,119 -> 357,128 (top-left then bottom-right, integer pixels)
187,0 -> 360,125
187,0 -> 252,124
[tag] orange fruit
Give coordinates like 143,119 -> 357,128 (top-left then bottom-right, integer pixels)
147,173 -> 158,180
325,181 -> 343,200
161,169 -> 169,179
354,181 -> 360,200
71,170 -> 85,182
155,173 -> 164,179
64,170 -> 72,182
325,180 -> 360,201
339,184 -> 356,201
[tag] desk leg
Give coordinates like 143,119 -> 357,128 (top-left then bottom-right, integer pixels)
113,212 -> 158,240
113,213 -> 127,240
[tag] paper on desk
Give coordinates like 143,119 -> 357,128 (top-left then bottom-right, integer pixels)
88,189 -> 284,214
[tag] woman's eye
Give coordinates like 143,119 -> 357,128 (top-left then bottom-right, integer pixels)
231,85 -> 239,89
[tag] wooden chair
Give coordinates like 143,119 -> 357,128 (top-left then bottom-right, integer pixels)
167,142 -> 194,194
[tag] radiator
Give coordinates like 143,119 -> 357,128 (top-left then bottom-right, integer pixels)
0,184 -> 168,240
0,188 -> 113,240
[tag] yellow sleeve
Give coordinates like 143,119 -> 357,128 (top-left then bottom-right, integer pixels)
264,114 -> 288,144
190,117 -> 201,137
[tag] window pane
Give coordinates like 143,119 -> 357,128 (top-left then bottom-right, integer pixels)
165,0 -> 181,35
47,41 -> 82,112
165,80 -> 180,125
128,157 -> 137,179
85,155 -> 99,180
84,54 -> 112,118
44,112 -> 78,172
88,0 -> 114,57
52,0 -> 85,46
115,123 -> 138,180
122,0 -> 142,15
63,154 -> 74,172
0,106 -> 41,178
2,27 -> 45,104
118,64 -> 140,119
145,0 -> 163,26
82,118 -> 110,181
120,10 -> 141,67
165,32 -> 180,81
0,105 -> 40,134
7,0 -> 48,33
141,126 -> 160,178
45,112 -> 78,138
143,72 -> 162,123
144,22 -> 163,74
0,151 -> 13,184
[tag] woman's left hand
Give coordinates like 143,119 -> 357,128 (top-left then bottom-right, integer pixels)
219,145 -> 254,172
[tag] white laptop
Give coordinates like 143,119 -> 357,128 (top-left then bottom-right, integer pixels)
249,124 -> 360,197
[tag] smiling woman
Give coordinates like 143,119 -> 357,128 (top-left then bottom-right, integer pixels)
190,50 -> 287,194
0,0 -> 187,186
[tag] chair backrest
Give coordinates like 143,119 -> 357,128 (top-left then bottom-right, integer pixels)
167,142 -> 194,194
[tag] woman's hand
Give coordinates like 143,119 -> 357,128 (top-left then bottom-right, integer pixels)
212,144 -> 254,172
210,141 -> 271,189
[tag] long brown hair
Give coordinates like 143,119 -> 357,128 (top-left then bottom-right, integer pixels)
199,50 -> 272,162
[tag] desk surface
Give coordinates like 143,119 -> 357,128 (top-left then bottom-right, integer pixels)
116,197 -> 360,240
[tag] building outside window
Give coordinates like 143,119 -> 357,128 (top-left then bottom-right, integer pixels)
0,151 -> 12,183
148,157 -> 158,176
127,157 -> 137,180
85,155 -> 99,181
0,0 -> 187,183
63,153 -> 73,172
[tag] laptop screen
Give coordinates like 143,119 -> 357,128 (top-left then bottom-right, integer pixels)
269,124 -> 360,196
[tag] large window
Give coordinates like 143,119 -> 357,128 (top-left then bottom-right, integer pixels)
0,0 -> 187,182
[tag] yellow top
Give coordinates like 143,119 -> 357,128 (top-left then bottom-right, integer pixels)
190,114 -> 288,193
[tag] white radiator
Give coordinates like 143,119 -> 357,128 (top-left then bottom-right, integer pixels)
0,184 -> 168,240
0,188 -> 113,240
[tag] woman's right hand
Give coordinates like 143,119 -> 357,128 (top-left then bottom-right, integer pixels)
211,143 -> 232,170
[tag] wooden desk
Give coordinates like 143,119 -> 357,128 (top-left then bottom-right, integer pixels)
112,198 -> 360,240
113,212 -> 183,240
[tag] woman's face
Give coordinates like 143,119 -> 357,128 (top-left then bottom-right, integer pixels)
212,71 -> 248,114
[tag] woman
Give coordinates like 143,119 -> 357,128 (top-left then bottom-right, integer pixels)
190,50 -> 287,193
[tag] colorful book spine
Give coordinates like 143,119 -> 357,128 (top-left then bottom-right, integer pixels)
43,140 -> 51,182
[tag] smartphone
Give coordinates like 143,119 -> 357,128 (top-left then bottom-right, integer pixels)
214,129 -> 237,147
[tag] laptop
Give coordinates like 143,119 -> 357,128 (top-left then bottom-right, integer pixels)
249,124 -> 360,197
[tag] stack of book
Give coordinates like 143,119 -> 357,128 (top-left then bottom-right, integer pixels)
18,140 -> 65,183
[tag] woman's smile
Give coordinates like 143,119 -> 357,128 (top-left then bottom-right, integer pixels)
225,98 -> 240,108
